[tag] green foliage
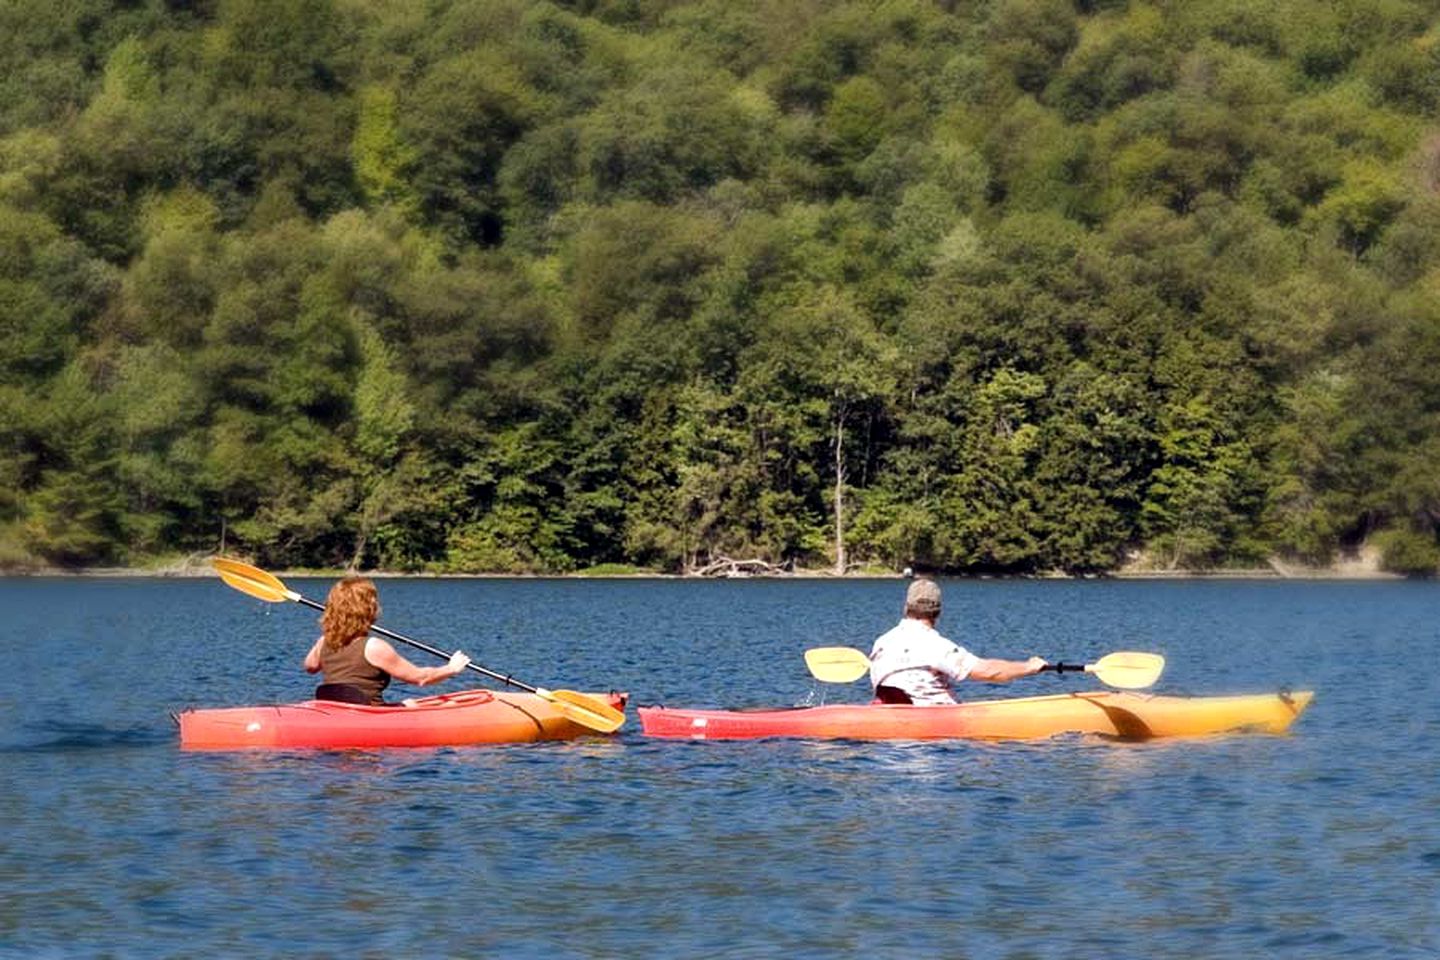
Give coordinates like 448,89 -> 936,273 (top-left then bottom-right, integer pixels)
1373,527 -> 1440,576
1049,5 -> 1172,121
574,562 -> 654,576
352,86 -> 421,217
986,0 -> 1079,95
19,362 -> 126,566
577,66 -> 770,203
7,0 -> 1440,574
403,48 -> 543,245
1312,157 -> 1407,254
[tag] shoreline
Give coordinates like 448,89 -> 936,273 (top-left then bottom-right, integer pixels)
1108,569 -> 1403,581
0,563 -> 1410,582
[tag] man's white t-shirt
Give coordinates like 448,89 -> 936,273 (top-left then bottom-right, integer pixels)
868,617 -> 979,705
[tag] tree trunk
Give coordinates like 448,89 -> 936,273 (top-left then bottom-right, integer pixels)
351,531 -> 368,572
833,412 -> 846,576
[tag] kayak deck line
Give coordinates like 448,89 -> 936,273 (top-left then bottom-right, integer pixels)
485,690 -> 552,736
637,689 -> 1315,741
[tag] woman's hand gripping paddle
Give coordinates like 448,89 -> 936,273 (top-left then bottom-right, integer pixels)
211,558 -> 626,733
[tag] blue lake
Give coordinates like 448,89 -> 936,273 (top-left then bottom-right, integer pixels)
1,576 -> 1437,958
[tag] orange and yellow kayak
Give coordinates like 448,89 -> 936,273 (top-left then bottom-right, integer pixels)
638,690 -> 1313,741
178,688 -> 627,750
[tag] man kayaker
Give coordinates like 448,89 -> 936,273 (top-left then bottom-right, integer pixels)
870,578 -> 1046,705
303,576 -> 471,705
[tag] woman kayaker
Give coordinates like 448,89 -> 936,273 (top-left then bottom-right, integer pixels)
869,578 -> 1046,705
303,576 -> 471,705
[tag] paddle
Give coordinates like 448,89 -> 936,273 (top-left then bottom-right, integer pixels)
804,646 -> 1165,690
211,557 -> 625,733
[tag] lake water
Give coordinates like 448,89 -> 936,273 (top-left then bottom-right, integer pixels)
0,576 -> 1436,958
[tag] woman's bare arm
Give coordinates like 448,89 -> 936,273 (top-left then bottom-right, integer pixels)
363,637 -> 469,686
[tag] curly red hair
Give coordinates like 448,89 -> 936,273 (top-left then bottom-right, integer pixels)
320,577 -> 380,651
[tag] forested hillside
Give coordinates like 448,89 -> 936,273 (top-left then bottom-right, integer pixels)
6,0 -> 1440,575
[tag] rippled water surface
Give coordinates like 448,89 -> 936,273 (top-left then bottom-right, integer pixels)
1,576 -> 1437,958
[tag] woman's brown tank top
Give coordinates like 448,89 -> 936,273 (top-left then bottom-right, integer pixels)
319,636 -> 390,705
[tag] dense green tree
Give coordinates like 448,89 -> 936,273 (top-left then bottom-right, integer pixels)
6,0 -> 1440,575
403,48 -> 543,245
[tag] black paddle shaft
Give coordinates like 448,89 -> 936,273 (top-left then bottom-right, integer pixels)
1040,663 -> 1086,675
294,596 -> 540,694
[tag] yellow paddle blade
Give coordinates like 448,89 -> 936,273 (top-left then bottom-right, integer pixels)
804,646 -> 872,683
1089,651 -> 1165,689
212,557 -> 299,604
538,688 -> 627,733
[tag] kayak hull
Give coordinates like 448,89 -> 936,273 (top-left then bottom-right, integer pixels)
177,688 -> 627,750
638,690 -> 1313,741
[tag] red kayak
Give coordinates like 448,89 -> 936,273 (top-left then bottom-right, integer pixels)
177,688 -> 628,750
638,690 -> 1313,741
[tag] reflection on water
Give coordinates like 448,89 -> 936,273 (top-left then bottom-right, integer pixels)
0,577 -> 1437,958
